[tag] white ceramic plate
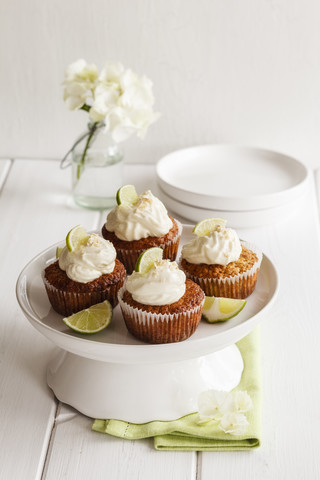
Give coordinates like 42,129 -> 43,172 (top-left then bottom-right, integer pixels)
156,145 -> 310,211
158,186 -> 307,228
16,226 -> 279,365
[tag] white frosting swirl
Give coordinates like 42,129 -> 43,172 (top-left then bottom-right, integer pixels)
106,190 -> 172,241
182,225 -> 242,265
59,233 -> 116,283
126,260 -> 186,305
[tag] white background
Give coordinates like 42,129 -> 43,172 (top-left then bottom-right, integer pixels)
1,0 -> 320,167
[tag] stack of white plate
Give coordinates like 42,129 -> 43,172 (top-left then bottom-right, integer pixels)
156,145 -> 310,228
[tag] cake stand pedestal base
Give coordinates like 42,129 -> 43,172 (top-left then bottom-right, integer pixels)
47,344 -> 244,423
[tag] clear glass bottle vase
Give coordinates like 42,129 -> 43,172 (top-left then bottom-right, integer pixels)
69,122 -> 124,210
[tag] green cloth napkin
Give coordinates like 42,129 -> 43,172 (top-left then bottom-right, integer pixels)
93,327 -> 261,451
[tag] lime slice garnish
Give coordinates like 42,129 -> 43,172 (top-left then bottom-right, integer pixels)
66,225 -> 90,252
63,300 -> 113,334
202,296 -> 246,323
135,247 -> 163,274
193,217 -> 227,236
56,247 -> 63,259
116,185 -> 139,206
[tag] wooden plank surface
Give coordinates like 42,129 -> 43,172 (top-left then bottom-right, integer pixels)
44,404 -> 196,480
200,184 -> 320,478
42,163 -> 196,479
2,161 -> 320,479
0,159 -> 101,480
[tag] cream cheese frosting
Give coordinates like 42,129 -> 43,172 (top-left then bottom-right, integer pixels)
59,233 -> 116,283
125,259 -> 186,305
182,225 -> 242,265
105,190 -> 172,241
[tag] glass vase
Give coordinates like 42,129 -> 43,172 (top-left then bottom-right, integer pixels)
70,122 -> 124,210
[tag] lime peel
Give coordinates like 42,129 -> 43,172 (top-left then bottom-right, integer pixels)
135,247 -> 163,274
66,225 -> 90,252
116,185 -> 139,206
63,300 -> 113,334
202,296 -> 246,323
193,217 -> 227,237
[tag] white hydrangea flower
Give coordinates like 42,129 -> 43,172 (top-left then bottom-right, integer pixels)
198,390 -> 230,423
63,82 -> 89,110
197,389 -> 253,433
98,62 -> 125,85
219,412 -> 249,435
88,62 -> 160,141
62,59 -> 160,156
89,84 -> 120,122
63,59 -> 98,110
213,390 -> 253,415
232,390 -> 253,413
65,59 -> 98,85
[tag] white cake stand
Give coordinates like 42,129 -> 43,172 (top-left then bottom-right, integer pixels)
16,227 -> 279,422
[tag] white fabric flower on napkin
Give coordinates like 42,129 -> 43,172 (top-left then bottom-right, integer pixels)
197,389 -> 253,435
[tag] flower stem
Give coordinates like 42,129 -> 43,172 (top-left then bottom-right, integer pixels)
77,121 -> 99,180
80,104 -> 91,113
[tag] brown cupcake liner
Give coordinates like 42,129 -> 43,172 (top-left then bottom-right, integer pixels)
43,275 -> 123,317
116,220 -> 182,273
118,286 -> 204,344
181,241 -> 263,299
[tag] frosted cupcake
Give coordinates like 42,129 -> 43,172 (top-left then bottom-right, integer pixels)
180,219 -> 262,299
101,185 -> 181,273
118,248 -> 205,344
43,227 -> 126,316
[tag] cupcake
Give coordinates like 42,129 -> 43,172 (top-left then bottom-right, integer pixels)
118,248 -> 205,344
180,219 -> 262,299
43,227 -> 126,316
101,185 -> 181,273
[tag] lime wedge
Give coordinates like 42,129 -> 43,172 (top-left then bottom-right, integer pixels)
193,217 -> 227,236
116,185 -> 139,206
135,247 -> 163,274
202,296 -> 246,323
63,300 -> 113,334
66,225 -> 90,252
56,247 -> 63,259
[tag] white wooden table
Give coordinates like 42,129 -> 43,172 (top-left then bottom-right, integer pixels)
1,159 -> 320,479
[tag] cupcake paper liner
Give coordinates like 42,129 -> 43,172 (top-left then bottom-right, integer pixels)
115,220 -> 182,273
42,274 -> 123,317
180,241 -> 263,299
118,286 -> 204,344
